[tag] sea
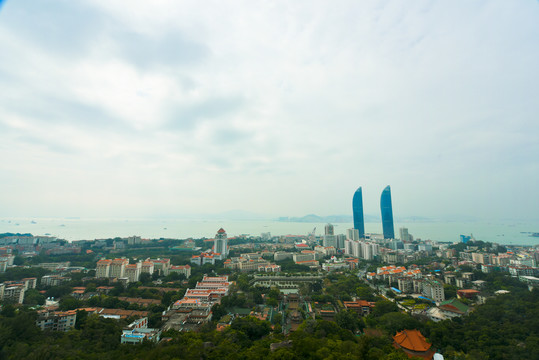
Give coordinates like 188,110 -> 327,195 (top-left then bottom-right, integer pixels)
1,218 -> 538,247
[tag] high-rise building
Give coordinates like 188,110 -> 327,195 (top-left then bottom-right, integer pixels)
109,258 -> 129,279
399,227 -> 409,242
96,259 -> 112,279
214,228 -> 228,259
346,228 -> 359,241
380,185 -> 395,239
352,187 -> 365,238
324,223 -> 334,236
125,262 -> 142,283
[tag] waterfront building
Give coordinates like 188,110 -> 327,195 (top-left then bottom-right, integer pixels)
380,185 -> 395,239
352,187 -> 365,238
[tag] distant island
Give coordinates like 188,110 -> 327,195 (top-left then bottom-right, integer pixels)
276,214 -> 444,223
277,214 -> 356,223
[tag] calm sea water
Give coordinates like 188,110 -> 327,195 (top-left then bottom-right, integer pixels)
0,218 -> 538,246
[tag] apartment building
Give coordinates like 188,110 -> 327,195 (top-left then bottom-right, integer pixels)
36,310 -> 77,332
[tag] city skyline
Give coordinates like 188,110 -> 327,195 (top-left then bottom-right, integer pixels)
0,1 -> 538,221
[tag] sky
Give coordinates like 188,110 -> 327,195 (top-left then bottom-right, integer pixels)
0,0 -> 538,221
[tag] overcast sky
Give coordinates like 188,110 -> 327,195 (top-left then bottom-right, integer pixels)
0,0 -> 538,221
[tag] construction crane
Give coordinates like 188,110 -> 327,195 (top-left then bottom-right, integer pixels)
309,227 -> 316,242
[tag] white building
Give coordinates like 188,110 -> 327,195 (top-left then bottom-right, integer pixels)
169,265 -> 191,278
422,280 -> 445,303
347,228 -> 359,241
36,310 -> 77,332
3,284 -> 25,304
96,259 -> 112,278
109,258 -> 129,279
124,262 -> 142,283
213,228 -> 229,259
141,261 -> 154,275
121,317 -> 161,344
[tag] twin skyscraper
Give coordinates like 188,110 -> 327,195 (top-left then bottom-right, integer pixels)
352,185 -> 395,240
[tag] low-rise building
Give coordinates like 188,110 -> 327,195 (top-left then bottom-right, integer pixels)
36,310 -> 77,331
121,317 -> 161,344
274,252 -> 293,261
258,264 -> 281,272
393,329 -> 435,359
2,284 -> 25,304
224,256 -> 275,272
457,289 -> 480,300
343,300 -> 375,316
190,253 -> 215,266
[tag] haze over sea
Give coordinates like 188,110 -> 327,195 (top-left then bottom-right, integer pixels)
1,218 -> 538,247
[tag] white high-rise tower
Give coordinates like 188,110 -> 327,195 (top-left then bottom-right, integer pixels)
214,228 -> 228,259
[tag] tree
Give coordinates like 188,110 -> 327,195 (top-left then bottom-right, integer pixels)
371,300 -> 398,317
139,272 -> 152,284
335,309 -> 361,333
45,285 -> 72,299
59,296 -> 83,311
230,316 -> 271,341
23,289 -> 45,306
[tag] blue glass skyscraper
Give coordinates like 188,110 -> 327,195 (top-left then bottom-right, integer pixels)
352,187 -> 365,238
380,185 -> 395,239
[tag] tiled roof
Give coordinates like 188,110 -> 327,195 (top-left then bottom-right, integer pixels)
393,329 -> 432,352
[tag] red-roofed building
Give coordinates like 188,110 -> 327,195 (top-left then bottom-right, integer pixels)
457,289 -> 480,299
150,258 -> 171,276
169,265 -> 191,278
191,253 -> 216,266
393,329 -> 435,359
343,300 -> 375,316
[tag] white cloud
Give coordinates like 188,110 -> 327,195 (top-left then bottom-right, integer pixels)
0,0 -> 538,220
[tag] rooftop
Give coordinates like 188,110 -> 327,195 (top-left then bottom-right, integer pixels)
393,329 -> 432,352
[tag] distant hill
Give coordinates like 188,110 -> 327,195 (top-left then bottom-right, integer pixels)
277,214 -> 443,223
277,214 -> 360,223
